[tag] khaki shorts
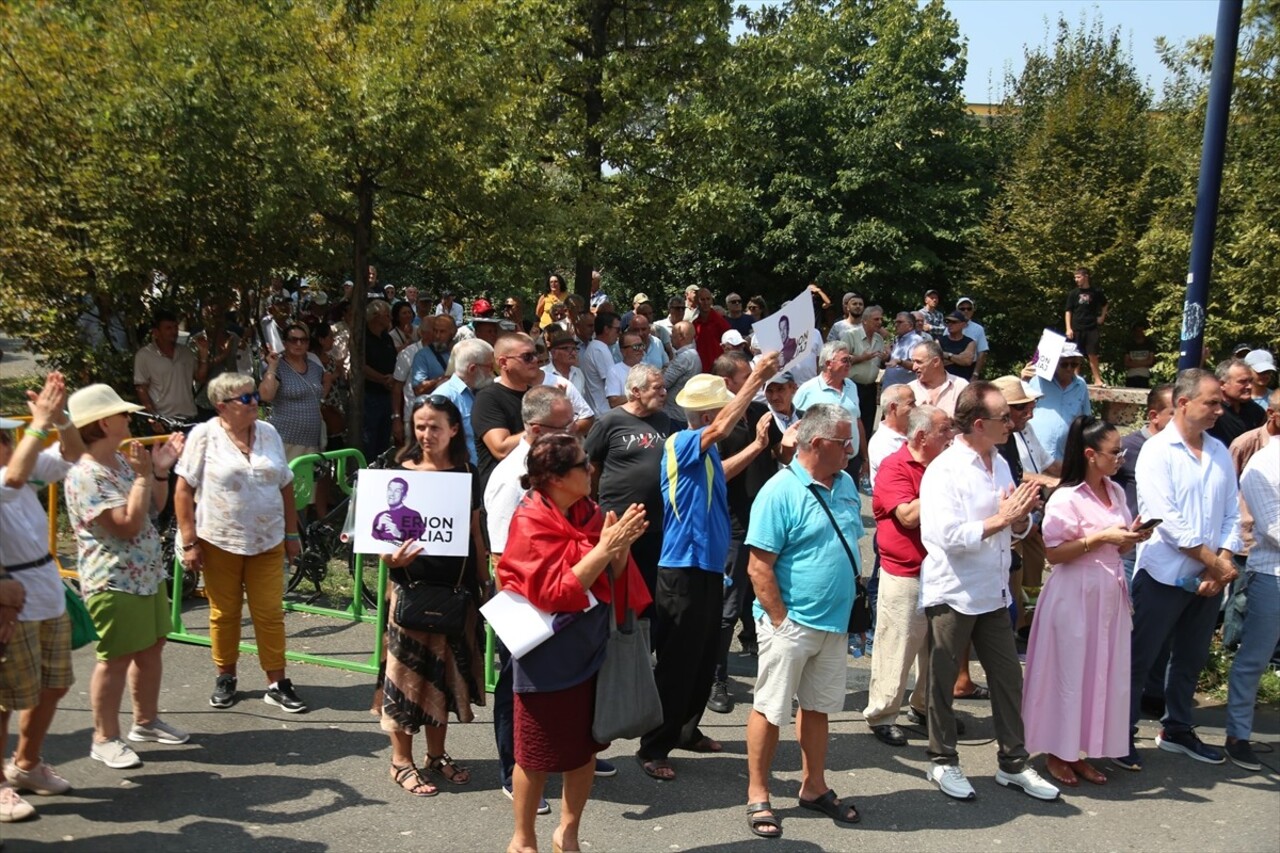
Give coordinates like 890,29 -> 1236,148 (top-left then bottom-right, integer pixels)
0,613 -> 74,711
751,615 -> 847,727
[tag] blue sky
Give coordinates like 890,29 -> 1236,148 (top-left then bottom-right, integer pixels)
948,0 -> 1219,102
733,0 -> 1220,103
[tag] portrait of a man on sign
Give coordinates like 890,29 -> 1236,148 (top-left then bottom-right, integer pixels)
751,285 -> 817,377
370,477 -> 425,542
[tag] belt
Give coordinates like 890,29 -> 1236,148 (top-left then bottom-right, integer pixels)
6,553 -> 54,572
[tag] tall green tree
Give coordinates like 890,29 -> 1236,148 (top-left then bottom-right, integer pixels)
631,0 -> 982,312
965,17 -> 1163,371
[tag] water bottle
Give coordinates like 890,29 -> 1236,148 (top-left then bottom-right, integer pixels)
1176,575 -> 1203,593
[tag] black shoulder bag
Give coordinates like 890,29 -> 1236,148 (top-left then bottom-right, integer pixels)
801,478 -> 871,634
393,554 -> 471,636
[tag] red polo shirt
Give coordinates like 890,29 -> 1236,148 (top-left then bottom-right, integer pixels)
872,443 -> 926,577
694,310 -> 731,372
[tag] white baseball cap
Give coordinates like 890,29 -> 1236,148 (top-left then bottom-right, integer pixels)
721,330 -> 746,347
1244,349 -> 1276,374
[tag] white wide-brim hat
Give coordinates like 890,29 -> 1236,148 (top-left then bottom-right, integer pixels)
68,384 -> 143,429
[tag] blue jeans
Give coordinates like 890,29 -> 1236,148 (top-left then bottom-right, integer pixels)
1226,573 -> 1280,740
1129,571 -> 1222,737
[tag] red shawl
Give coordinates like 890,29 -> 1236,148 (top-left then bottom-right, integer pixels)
496,491 -> 652,624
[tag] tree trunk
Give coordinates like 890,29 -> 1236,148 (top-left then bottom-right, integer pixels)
347,173 -> 375,460
575,0 -> 610,301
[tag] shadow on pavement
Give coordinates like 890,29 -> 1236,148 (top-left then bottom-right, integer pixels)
7,818 -> 327,852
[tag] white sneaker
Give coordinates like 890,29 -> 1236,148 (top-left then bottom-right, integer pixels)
128,719 -> 190,744
995,766 -> 1060,801
3,759 -> 70,795
0,784 -> 35,823
90,738 -> 142,769
927,763 -> 976,800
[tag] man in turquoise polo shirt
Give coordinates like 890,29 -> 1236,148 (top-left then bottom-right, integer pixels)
742,404 -> 864,837
636,352 -> 780,782
793,341 -> 868,481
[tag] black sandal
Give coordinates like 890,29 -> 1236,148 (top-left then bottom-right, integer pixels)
747,802 -> 782,839
391,763 -> 438,797
426,751 -> 471,785
799,788 -> 860,824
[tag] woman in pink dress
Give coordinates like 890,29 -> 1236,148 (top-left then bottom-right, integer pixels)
1022,415 -> 1152,787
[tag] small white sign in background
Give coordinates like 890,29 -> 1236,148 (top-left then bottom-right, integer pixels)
1033,328 -> 1067,381
751,286 -> 817,376
352,468 -> 471,557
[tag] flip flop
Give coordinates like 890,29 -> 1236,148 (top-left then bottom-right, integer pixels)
798,788 -> 860,824
679,735 -> 723,753
635,754 -> 676,781
954,684 -> 991,700
1072,760 -> 1107,785
747,801 -> 782,839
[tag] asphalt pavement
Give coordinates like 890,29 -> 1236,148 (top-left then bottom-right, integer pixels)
3,596 -> 1278,853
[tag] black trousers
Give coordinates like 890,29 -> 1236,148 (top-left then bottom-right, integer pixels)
639,568 -> 723,760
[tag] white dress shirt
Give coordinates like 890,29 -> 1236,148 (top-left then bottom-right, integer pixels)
867,425 -> 907,484
1239,439 -> 1278,576
1014,424 -> 1054,475
540,370 -> 595,421
484,440 -> 531,554
605,361 -> 631,402
541,363 -> 586,395
582,339 -> 616,414
919,437 -> 1018,615
1134,421 -> 1243,585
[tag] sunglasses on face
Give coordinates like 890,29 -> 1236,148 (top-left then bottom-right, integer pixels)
566,458 -> 591,473
623,343 -> 644,352
506,352 -> 538,364
225,391 -> 260,406
286,335 -> 309,343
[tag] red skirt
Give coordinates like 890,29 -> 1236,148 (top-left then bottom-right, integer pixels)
514,675 -> 608,773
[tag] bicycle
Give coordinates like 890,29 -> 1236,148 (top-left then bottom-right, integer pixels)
286,445 -> 399,611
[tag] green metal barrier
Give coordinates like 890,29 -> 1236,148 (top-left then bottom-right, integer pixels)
165,447 -> 390,675
284,448 -> 378,623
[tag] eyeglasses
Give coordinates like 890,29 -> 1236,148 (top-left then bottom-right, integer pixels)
980,413 -> 1013,425
529,419 -> 576,434
1010,402 -> 1033,411
1096,448 -> 1127,461
505,352 -> 538,364
225,391 -> 260,406
623,343 -> 645,352
817,436 -> 855,452
747,305 -> 763,314
286,335 -> 309,343
562,457 -> 591,474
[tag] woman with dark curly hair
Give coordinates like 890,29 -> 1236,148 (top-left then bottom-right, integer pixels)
497,433 -> 650,853
378,395 -> 487,798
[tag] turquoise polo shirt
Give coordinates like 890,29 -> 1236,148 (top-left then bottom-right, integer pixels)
658,427 -> 730,574
793,376 -> 862,456
746,461 -> 862,633
436,374 -> 478,466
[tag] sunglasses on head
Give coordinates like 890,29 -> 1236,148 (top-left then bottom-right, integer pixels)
225,391 -> 260,406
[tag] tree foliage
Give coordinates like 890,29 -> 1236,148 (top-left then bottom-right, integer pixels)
965,17 -> 1166,372
1137,0 -> 1280,367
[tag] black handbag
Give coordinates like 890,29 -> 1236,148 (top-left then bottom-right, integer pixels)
802,480 -> 871,634
393,555 -> 470,636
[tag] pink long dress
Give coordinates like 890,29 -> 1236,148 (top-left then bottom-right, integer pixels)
1022,478 -> 1133,759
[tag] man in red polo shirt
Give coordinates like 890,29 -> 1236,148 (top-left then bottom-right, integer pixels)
693,288 -> 730,372
862,404 -> 955,746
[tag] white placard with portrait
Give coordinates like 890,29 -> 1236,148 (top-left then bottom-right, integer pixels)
351,468 -> 471,557
751,286 -> 818,376
1032,328 -> 1067,381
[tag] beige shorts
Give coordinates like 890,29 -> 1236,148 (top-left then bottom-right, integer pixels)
283,443 -> 321,463
752,614 -> 847,727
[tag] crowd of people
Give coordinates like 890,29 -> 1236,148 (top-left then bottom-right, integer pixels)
1,266 -> 1277,853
